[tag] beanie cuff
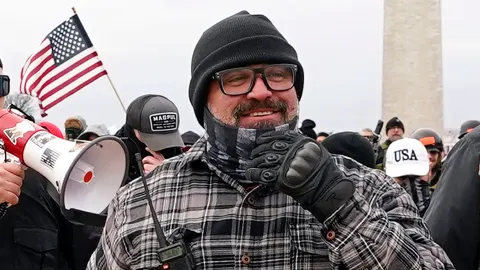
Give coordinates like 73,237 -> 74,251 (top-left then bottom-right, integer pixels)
189,35 -> 304,127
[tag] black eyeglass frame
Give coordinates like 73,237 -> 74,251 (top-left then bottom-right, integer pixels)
212,63 -> 298,96
0,75 -> 10,97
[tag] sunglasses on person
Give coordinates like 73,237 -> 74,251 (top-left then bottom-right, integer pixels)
0,75 -> 10,97
213,64 -> 297,96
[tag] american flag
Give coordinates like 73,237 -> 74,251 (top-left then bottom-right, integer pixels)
19,14 -> 107,116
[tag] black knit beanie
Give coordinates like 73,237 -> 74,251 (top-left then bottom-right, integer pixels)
301,119 -> 316,129
300,119 -> 317,139
385,117 -> 405,134
189,10 -> 304,126
322,131 -> 375,169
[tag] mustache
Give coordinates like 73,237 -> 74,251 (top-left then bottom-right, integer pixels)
232,99 -> 288,119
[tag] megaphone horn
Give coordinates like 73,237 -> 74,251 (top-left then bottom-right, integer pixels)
0,109 -> 129,226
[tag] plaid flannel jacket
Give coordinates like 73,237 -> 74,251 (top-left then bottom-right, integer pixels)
87,137 -> 454,269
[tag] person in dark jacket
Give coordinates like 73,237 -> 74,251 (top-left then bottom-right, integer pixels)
0,136 -> 101,270
376,116 -> 405,170
0,169 -> 67,269
0,168 -> 99,270
0,58 -> 91,270
425,125 -> 480,269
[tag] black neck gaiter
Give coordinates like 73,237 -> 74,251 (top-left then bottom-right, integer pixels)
204,109 -> 298,184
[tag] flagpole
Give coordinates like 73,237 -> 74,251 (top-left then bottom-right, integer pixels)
71,7 -> 127,113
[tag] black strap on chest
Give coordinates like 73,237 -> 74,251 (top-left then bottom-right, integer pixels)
132,150 -> 195,270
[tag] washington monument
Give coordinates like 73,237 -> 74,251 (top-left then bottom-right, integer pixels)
382,0 -> 444,135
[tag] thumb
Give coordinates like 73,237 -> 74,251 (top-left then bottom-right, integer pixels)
142,156 -> 159,165
145,147 -> 165,161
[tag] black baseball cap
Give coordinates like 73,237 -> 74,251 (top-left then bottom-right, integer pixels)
126,94 -> 184,151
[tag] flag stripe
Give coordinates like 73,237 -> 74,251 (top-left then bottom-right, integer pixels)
41,60 -> 104,101
42,70 -> 107,112
25,48 -> 94,98
20,42 -> 52,95
21,43 -> 50,79
36,49 -> 100,98
29,61 -> 56,94
20,54 -> 33,82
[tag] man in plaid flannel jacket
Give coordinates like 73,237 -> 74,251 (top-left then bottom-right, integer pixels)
87,11 -> 454,270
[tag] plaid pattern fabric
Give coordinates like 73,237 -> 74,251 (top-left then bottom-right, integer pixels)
398,176 -> 432,217
87,137 -> 454,269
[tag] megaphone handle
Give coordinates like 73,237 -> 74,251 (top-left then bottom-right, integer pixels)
0,140 -> 8,163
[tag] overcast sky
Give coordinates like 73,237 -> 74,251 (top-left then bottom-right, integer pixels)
1,0 -> 479,135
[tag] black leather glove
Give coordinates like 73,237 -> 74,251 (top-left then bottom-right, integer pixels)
246,130 -> 355,223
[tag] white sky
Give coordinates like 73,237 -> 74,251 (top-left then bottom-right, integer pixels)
1,0 -> 479,135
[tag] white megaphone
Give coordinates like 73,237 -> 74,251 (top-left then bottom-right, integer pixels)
0,108 -> 129,226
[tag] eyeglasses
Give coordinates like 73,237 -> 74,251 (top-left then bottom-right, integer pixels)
213,64 -> 297,96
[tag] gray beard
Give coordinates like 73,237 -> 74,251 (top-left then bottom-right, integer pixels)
203,108 -> 298,184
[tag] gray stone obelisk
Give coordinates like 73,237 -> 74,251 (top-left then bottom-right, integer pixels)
382,0 -> 444,136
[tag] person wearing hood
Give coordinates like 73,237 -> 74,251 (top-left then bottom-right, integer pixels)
77,124 -> 110,141
64,116 -> 88,140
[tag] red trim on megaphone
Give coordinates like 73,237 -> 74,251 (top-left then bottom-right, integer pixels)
0,109 -> 44,164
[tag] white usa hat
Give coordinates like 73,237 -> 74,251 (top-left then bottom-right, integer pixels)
385,138 -> 429,178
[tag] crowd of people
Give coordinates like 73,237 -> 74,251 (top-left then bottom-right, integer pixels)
0,9 -> 479,270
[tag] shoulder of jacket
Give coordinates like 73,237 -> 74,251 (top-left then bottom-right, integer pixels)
381,142 -> 389,149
